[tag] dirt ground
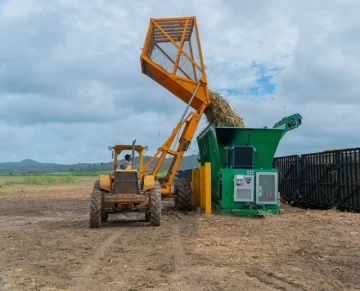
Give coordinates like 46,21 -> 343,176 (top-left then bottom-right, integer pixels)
0,178 -> 360,291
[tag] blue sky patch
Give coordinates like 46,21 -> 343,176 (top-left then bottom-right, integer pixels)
222,62 -> 283,99
248,62 -> 282,96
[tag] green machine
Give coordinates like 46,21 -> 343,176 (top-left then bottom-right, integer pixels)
196,113 -> 302,217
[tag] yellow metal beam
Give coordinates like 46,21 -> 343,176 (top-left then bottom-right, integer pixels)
192,168 -> 200,204
200,165 -> 204,210
204,162 -> 212,214
173,18 -> 190,74
197,163 -> 211,214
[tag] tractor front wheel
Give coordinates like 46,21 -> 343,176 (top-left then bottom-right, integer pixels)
148,181 -> 161,226
89,180 -> 106,228
174,178 -> 193,211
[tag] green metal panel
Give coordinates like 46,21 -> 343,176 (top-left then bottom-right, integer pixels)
219,168 -> 279,216
197,126 -> 222,199
197,126 -> 284,169
197,126 -> 284,200
214,127 -> 284,169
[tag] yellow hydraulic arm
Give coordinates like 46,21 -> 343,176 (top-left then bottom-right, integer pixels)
140,16 -> 211,195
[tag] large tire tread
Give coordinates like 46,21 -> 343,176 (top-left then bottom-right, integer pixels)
149,181 -> 161,226
89,180 -> 104,228
175,178 -> 193,211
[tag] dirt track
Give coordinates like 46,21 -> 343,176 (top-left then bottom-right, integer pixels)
0,178 -> 360,291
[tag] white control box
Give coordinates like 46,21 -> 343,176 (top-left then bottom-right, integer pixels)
233,174 -> 254,202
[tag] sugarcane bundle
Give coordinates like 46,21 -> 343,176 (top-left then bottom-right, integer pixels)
204,90 -> 245,128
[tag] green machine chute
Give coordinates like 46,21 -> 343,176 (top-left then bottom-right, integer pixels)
196,113 -> 302,217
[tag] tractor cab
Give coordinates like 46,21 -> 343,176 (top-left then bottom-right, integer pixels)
108,140 -> 148,193
110,140 -> 144,173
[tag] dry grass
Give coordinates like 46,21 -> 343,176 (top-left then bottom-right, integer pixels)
204,90 -> 245,127
0,176 -> 24,183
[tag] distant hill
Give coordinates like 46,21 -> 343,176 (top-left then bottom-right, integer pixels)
0,155 -> 200,174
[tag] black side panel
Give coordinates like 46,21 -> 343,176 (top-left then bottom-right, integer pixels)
113,171 -> 139,194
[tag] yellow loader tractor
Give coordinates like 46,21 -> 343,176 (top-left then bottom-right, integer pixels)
89,140 -> 162,227
89,16 -> 212,228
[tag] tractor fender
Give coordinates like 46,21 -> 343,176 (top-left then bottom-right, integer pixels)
100,175 -> 112,192
143,175 -> 155,191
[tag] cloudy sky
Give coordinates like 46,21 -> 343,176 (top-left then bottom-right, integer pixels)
0,0 -> 359,164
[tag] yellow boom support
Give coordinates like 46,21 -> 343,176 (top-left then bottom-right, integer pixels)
140,16 -> 211,195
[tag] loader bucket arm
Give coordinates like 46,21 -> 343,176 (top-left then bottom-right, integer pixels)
140,16 -> 210,195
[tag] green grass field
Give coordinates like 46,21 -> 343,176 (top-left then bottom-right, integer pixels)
0,172 -> 103,186
0,175 -> 77,186
0,171 -> 170,186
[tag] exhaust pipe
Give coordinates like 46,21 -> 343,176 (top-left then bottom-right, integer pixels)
132,139 -> 136,168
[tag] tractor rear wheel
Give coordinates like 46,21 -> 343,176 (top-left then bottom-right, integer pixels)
149,181 -> 161,226
89,180 -> 106,228
174,178 -> 193,211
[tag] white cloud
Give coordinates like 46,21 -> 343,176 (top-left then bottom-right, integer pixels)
0,0 -> 359,165
1,0 -> 43,20
0,123 -> 34,161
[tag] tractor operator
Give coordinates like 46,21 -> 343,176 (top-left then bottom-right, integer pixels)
117,154 -> 134,170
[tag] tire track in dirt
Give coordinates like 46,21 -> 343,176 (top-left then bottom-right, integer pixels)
172,224 -> 191,291
70,230 -> 124,291
246,269 -> 307,291
0,250 -> 5,291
